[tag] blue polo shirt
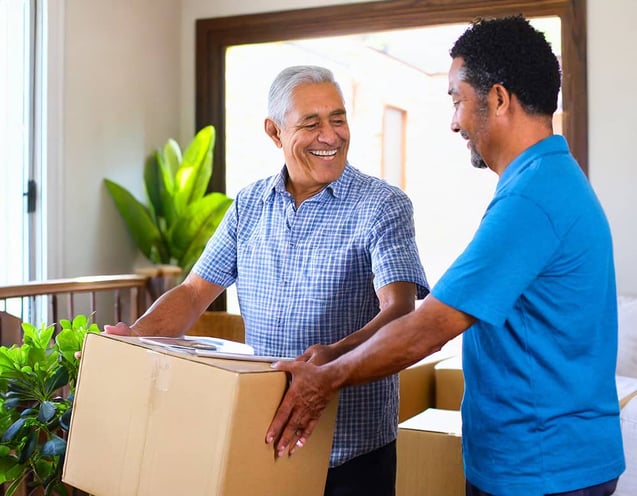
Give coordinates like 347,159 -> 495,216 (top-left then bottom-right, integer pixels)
433,135 -> 624,494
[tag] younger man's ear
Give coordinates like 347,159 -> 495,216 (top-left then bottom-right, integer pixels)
492,83 -> 511,116
264,118 -> 282,148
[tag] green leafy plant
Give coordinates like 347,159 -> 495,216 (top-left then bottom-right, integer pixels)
105,125 -> 233,275
0,315 -> 100,496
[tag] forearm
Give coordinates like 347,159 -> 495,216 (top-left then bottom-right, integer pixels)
130,275 -> 224,337
328,295 -> 474,388
330,281 -> 417,356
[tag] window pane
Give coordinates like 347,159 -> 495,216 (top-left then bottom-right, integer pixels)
0,0 -> 31,290
225,18 -> 561,289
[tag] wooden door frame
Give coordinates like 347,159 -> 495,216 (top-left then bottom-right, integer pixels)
196,0 -> 587,192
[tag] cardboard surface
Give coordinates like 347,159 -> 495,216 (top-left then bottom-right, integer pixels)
398,351 -> 453,422
434,355 -> 464,410
63,333 -> 338,496
617,375 -> 637,409
396,408 -> 464,496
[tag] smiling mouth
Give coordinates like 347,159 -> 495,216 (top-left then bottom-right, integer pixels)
310,149 -> 338,157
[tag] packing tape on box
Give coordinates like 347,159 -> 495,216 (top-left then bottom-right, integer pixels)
149,350 -> 172,393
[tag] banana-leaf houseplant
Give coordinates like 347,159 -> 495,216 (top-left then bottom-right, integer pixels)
105,125 -> 233,278
0,315 -> 99,495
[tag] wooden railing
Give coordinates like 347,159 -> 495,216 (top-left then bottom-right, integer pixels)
0,274 -> 151,346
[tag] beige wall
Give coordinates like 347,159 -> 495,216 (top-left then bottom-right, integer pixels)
55,0 -> 181,278
57,0 -> 637,297
588,0 -> 637,297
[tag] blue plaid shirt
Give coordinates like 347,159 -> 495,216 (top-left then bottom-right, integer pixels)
193,164 -> 428,467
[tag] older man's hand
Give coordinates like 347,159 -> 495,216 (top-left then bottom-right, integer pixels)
103,322 -> 135,335
266,359 -> 339,457
297,343 -> 341,366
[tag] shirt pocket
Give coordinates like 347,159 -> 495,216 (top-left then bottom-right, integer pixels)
301,246 -> 368,302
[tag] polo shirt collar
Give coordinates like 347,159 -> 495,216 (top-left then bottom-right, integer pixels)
498,135 -> 570,189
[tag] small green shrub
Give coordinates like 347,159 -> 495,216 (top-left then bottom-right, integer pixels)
0,315 -> 100,496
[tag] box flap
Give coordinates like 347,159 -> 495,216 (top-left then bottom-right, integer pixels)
434,354 -> 462,371
399,408 -> 462,436
108,334 -> 278,373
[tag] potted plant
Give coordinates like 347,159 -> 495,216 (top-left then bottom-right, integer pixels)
105,125 -> 233,277
0,315 -> 100,495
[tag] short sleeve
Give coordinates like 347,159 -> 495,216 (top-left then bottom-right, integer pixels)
191,199 -> 238,288
369,190 -> 429,299
433,194 -> 559,325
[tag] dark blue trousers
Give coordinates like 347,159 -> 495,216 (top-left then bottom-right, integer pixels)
323,440 -> 396,496
466,477 -> 619,496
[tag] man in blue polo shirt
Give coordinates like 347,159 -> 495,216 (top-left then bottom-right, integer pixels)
268,16 -> 624,496
106,65 -> 428,496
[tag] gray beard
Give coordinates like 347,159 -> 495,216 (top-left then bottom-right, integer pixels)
470,146 -> 488,169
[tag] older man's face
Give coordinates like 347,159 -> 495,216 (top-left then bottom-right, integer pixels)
268,82 -> 350,198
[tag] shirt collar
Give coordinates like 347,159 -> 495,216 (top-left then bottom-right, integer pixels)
262,163 -> 353,202
497,135 -> 570,189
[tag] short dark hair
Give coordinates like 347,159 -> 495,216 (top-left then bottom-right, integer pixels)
450,15 -> 561,115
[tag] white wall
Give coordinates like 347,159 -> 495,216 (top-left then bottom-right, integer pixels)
56,0 -> 181,277
588,0 -> 637,297
58,0 -> 637,297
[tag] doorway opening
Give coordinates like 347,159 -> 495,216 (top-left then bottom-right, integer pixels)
223,18 -> 562,313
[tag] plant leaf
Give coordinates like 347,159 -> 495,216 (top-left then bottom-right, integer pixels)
4,473 -> 28,496
37,401 -> 57,423
160,139 -> 181,194
170,193 -> 233,273
0,456 -> 19,484
17,430 -> 37,464
2,417 -> 26,442
45,366 -> 69,396
46,478 -> 70,496
173,126 -> 215,215
4,398 -> 20,410
42,435 -> 66,457
34,458 -> 55,489
104,179 -> 166,263
70,314 -> 87,330
159,185 -> 178,232
22,322 -> 55,349
59,408 -> 72,431
144,153 -> 163,220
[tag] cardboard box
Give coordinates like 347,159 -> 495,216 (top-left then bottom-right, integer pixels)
617,375 -> 637,409
62,333 -> 338,496
398,351 -> 453,422
434,355 -> 464,410
396,408 -> 464,496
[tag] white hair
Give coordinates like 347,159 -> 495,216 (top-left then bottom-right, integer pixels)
267,65 -> 344,126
